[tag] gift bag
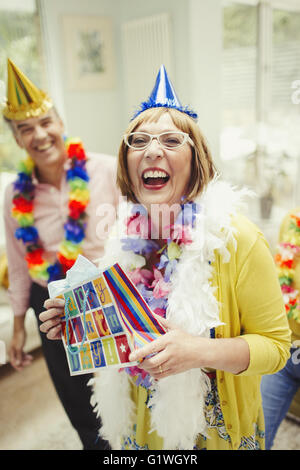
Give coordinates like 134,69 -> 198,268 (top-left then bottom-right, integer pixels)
48,255 -> 166,376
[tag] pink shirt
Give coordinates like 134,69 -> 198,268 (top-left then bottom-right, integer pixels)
3,152 -> 120,316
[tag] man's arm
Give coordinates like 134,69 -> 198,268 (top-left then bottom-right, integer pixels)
3,184 -> 33,370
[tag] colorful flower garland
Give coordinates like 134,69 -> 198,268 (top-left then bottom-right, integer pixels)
11,138 -> 90,283
121,201 -> 199,387
275,212 -> 300,323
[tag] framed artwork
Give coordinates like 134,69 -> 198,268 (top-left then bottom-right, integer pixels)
62,15 -> 116,91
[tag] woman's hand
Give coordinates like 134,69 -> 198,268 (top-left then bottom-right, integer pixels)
129,315 -> 210,379
129,314 -> 250,378
39,298 -> 65,340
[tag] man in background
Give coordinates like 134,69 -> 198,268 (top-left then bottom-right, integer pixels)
2,58 -> 119,450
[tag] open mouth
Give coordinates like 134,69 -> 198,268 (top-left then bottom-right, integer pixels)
142,169 -> 170,187
35,142 -> 53,152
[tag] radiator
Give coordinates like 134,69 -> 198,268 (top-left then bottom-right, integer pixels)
121,13 -> 173,119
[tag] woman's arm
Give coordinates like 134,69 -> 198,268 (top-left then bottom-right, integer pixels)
129,315 -> 250,379
235,233 -> 291,377
130,229 -> 291,380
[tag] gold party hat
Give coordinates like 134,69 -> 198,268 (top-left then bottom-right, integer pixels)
2,58 -> 53,120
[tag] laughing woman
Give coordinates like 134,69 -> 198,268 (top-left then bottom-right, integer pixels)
40,66 -> 291,450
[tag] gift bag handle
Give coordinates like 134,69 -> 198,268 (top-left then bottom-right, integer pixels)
64,289 -> 89,356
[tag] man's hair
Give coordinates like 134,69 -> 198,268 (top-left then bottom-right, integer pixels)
3,114 -> 13,130
3,106 -> 60,134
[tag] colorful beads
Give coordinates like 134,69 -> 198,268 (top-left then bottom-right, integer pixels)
11,138 -> 90,283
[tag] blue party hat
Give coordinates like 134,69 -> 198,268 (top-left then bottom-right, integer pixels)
131,65 -> 198,120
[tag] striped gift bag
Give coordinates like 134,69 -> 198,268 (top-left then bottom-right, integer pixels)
103,263 -> 166,350
54,260 -> 166,376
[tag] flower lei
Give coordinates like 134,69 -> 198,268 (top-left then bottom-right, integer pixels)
121,201 -> 200,388
275,212 -> 300,323
11,138 -> 90,283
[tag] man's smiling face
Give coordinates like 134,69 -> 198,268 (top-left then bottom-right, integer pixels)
11,108 -> 66,170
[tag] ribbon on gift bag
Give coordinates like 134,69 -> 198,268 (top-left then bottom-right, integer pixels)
103,263 -> 166,349
64,288 -> 89,356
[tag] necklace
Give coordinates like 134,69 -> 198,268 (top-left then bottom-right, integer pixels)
275,212 -> 300,323
11,138 -> 90,283
120,201 -> 199,387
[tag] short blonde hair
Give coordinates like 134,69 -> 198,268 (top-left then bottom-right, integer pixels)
117,107 -> 216,203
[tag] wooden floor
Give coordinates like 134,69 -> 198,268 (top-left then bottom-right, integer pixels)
0,348 -> 81,450
0,348 -> 299,450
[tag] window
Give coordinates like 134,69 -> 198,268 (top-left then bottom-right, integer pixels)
221,0 -> 300,218
272,8 -> 300,117
0,0 -> 46,171
221,1 -> 257,186
0,0 -> 46,248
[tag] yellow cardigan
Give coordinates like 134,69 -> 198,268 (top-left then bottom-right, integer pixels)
212,214 -> 291,449
94,209 -> 291,450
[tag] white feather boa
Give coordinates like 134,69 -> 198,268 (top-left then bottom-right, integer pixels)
89,179 -> 251,450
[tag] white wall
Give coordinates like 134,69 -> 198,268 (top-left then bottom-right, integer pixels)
39,0 -> 123,158
118,0 -> 190,125
188,0 -> 222,166
39,0 -> 222,163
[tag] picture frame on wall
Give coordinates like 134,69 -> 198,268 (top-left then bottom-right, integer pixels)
62,15 -> 116,91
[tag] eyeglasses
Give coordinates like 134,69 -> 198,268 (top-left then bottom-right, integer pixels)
123,131 -> 194,150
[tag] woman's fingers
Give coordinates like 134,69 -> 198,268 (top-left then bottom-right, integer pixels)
132,344 -> 173,380
129,336 -> 171,380
152,313 -> 175,332
140,348 -> 169,370
39,306 -> 64,323
43,297 -> 65,310
155,362 -> 172,379
46,324 -> 62,340
142,354 -> 172,380
129,336 -> 165,362
39,314 -> 62,334
39,303 -> 64,340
